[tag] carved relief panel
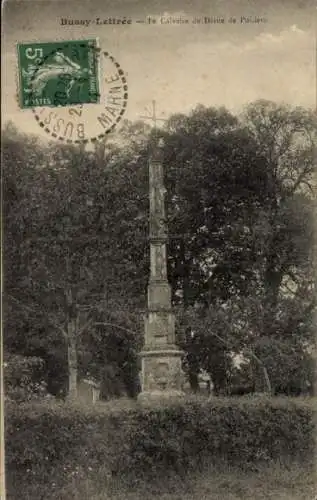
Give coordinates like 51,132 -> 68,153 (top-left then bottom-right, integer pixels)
142,356 -> 183,392
150,244 -> 167,279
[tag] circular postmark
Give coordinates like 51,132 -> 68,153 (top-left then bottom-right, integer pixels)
23,40 -> 128,144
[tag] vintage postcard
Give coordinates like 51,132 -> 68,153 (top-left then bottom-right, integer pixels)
2,0 -> 316,499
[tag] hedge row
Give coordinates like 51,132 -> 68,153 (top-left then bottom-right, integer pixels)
5,396 -> 315,498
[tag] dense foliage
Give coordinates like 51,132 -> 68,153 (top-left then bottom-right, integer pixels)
5,397 -> 315,498
4,353 -> 48,402
3,100 -> 316,399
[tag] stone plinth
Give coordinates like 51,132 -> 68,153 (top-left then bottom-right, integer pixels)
147,280 -> 171,309
138,348 -> 184,401
144,310 -> 175,345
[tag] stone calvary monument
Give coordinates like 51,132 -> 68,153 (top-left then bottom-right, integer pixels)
138,131 -> 185,401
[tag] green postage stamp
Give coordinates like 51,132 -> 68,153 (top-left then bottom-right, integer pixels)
17,39 -> 100,108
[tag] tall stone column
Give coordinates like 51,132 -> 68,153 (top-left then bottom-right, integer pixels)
138,138 -> 184,401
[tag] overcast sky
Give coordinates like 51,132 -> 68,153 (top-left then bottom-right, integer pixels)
2,0 -> 316,139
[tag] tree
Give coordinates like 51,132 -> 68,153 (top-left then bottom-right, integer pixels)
3,124 -> 148,399
161,102 -> 316,393
242,101 -> 316,324
3,100 -> 316,398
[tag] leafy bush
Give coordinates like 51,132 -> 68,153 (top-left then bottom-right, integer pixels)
5,396 -> 315,499
4,353 -> 48,402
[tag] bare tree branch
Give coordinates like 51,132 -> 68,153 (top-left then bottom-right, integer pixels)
94,321 -> 138,337
77,317 -> 94,336
285,162 -> 312,199
6,294 -> 38,314
243,348 -> 272,394
47,316 -> 68,340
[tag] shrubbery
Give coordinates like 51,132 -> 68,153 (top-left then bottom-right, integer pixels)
5,396 -> 315,499
4,353 -> 48,402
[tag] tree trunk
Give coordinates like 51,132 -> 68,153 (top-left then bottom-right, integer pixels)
263,263 -> 283,336
262,197 -> 283,335
189,371 -> 200,393
67,319 -> 78,400
263,263 -> 283,309
181,240 -> 200,392
247,350 -> 272,395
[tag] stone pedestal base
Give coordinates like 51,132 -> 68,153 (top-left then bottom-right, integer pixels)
138,348 -> 185,401
138,389 -> 184,403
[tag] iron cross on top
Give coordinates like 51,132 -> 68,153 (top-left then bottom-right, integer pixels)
140,100 -> 167,129
140,100 -> 167,151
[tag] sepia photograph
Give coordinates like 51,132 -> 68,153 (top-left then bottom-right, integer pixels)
1,0 -> 316,498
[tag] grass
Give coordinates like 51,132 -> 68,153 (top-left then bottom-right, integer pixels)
31,461 -> 315,500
